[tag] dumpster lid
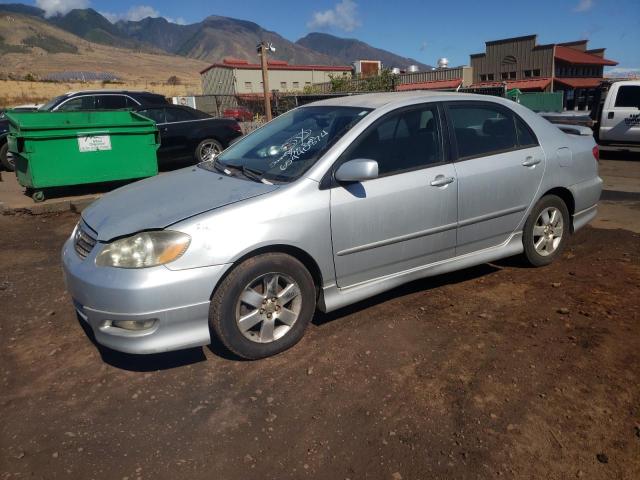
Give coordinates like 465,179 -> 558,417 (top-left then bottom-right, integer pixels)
6,110 -> 156,132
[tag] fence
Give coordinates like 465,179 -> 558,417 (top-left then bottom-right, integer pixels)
191,86 -> 508,133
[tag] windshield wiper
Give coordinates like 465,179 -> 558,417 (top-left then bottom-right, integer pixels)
214,160 -> 264,183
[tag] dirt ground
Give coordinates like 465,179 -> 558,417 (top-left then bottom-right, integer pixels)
1,210 -> 639,480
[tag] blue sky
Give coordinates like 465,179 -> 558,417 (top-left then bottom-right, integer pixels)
12,0 -> 640,73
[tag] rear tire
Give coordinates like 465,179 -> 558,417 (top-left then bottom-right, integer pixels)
195,138 -> 223,162
522,194 -> 570,267
209,253 -> 316,360
0,142 -> 13,171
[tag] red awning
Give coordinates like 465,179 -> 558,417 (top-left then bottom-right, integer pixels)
470,78 -> 551,91
554,45 -> 617,66
396,79 -> 462,91
554,77 -> 603,89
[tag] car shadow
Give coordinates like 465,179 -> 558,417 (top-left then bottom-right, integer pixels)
76,313 -> 207,372
313,263 -> 500,327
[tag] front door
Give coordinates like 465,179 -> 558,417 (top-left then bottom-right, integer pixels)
599,83 -> 640,144
446,102 -> 545,255
330,104 -> 458,288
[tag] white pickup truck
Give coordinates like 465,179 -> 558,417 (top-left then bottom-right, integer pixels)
541,80 -> 640,152
593,80 -> 640,152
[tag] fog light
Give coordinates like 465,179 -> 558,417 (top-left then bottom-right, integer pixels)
112,319 -> 157,331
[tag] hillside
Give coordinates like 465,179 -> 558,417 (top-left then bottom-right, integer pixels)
174,16 -> 337,65
49,8 -> 151,51
0,13 -> 208,84
297,32 -> 433,71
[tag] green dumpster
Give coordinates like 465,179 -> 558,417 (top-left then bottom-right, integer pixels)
6,110 -> 159,202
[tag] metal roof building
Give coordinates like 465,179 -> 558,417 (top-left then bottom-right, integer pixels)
200,58 -> 353,96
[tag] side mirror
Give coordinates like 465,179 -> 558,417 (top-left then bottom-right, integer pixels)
335,159 -> 379,183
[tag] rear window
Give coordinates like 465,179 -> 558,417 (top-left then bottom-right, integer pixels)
449,104 -> 517,159
614,86 -> 640,108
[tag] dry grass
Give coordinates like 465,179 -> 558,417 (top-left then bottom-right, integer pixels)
0,13 -> 210,107
0,80 -> 203,108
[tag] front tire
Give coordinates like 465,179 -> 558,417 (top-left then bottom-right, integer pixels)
209,253 -> 316,359
0,142 -> 13,171
522,194 -> 570,267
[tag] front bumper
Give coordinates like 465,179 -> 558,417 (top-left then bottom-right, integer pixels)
62,237 -> 231,354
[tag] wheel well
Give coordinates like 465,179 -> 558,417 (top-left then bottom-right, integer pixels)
213,245 -> 324,301
542,187 -> 575,229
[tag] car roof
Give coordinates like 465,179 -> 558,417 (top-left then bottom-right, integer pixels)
307,91 -> 509,110
62,90 -> 165,96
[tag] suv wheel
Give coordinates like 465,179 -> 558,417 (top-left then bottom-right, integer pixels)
196,139 -> 223,162
209,253 -> 316,359
522,194 -> 570,267
0,142 -> 14,171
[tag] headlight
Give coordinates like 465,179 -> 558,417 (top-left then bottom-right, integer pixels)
96,231 -> 191,268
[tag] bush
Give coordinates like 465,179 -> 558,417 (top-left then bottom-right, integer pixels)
167,75 -> 181,86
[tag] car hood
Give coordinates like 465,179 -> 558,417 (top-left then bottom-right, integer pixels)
82,166 -> 278,241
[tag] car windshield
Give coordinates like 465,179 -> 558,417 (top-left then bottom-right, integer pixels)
38,95 -> 66,111
202,106 -> 372,183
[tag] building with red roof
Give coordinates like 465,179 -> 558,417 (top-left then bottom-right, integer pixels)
469,35 -> 617,110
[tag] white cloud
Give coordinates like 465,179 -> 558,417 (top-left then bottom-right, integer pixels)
308,0 -> 361,32
100,5 -> 185,24
36,0 -> 89,17
573,0 -> 594,12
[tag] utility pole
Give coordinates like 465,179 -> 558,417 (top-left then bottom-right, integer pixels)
257,41 -> 275,122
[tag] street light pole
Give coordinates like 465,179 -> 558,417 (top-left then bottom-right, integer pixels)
258,42 -> 273,122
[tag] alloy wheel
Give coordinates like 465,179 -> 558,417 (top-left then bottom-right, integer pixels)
199,141 -> 222,161
532,206 -> 564,256
235,273 -> 302,343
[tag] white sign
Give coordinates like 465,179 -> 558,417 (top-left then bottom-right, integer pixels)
78,135 -> 112,152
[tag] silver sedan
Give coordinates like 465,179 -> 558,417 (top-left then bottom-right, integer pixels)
62,92 -> 602,359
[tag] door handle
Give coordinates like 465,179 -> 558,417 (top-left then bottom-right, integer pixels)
430,175 -> 455,187
522,157 -> 541,167
607,112 -> 614,119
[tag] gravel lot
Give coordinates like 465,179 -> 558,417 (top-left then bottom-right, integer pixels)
1,209 -> 639,480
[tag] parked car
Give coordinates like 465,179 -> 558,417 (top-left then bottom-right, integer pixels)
1,90 -> 169,171
62,92 -> 601,360
223,106 -> 254,122
135,105 -> 243,167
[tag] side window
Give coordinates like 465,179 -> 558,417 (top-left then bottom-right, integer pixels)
342,105 -> 442,176
515,116 -> 538,147
96,95 -> 128,110
126,97 -> 140,108
137,108 -> 165,124
449,104 -> 517,159
56,96 -> 95,111
165,108 -> 195,123
614,86 -> 640,108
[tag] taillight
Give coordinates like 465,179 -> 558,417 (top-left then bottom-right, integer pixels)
229,122 -> 242,133
592,145 -> 600,162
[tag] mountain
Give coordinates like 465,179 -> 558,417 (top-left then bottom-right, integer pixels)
173,16 -> 337,65
117,17 -> 200,54
0,3 -> 44,18
0,3 -> 433,71
297,32 -> 433,71
0,11 -> 208,84
48,8 -> 150,51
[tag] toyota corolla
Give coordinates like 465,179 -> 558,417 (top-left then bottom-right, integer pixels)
62,92 -> 602,359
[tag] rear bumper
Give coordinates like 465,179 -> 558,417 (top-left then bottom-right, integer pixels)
62,236 -> 232,354
569,176 -> 602,232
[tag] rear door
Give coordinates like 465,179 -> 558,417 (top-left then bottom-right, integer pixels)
446,101 -> 545,255
330,103 -> 458,288
599,83 -> 640,144
160,107 -> 197,160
